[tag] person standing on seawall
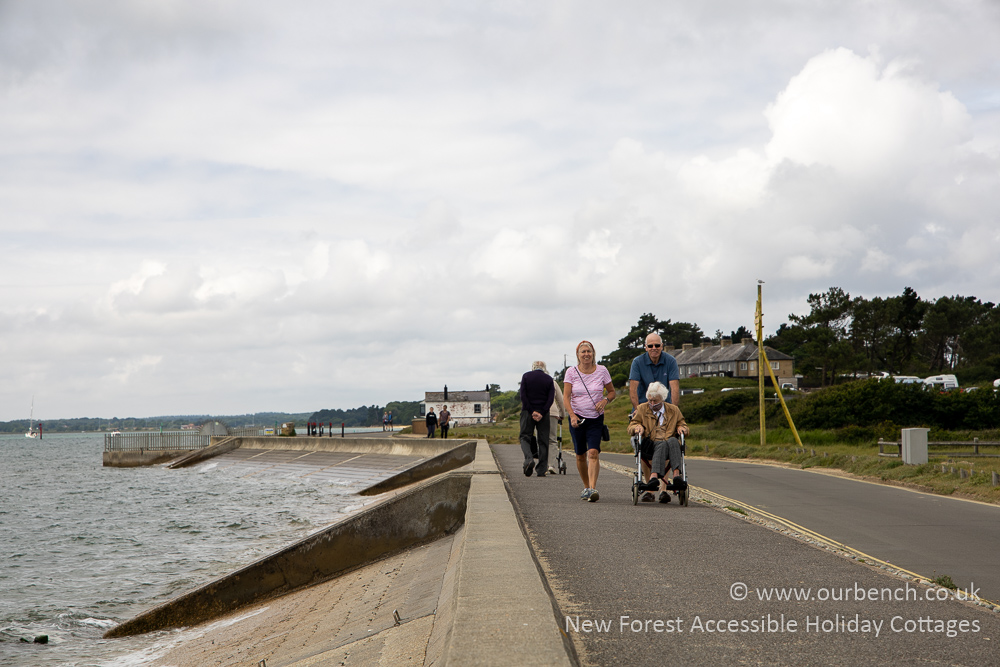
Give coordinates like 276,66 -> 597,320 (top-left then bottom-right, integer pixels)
426,407 -> 438,438
383,411 -> 389,431
563,340 -> 616,502
629,333 -> 680,410
439,405 -> 451,439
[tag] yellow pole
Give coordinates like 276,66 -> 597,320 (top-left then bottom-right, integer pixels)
760,347 -> 804,448
756,282 -> 765,447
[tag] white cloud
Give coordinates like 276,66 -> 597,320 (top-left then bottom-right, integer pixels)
2,2 -> 1000,419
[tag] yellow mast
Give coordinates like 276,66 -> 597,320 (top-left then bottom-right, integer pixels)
756,282 -> 765,446
756,281 -> 804,448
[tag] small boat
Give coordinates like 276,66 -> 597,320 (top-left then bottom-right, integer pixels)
25,397 -> 38,439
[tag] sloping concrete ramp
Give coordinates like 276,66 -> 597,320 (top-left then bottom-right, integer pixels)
169,437 -> 476,495
105,471 -> 473,638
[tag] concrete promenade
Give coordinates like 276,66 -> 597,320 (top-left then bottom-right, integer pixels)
493,444 -> 1000,666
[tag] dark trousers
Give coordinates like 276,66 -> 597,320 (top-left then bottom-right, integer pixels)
427,424 -> 436,438
441,423 -> 449,438
519,409 -> 551,475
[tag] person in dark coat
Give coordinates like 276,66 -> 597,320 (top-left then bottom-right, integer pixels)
519,361 -> 555,477
426,408 -> 438,438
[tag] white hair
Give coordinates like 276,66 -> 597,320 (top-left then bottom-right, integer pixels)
531,360 -> 548,372
646,381 -> 669,402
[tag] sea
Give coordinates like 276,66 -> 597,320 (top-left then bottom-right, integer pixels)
0,431 -> 382,666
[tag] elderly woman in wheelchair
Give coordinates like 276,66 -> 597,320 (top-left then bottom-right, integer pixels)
627,381 -> 689,504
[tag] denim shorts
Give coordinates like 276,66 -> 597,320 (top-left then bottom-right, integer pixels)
569,414 -> 604,455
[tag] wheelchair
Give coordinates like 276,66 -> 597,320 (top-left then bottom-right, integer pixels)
630,433 -> 689,506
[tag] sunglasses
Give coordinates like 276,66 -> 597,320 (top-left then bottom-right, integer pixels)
646,344 -> 662,348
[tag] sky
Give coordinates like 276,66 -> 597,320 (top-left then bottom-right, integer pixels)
2,0 -> 999,421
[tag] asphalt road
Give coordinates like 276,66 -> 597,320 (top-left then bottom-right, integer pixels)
495,444 -> 1000,667
608,454 -> 1000,603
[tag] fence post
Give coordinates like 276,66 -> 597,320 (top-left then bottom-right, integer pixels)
341,422 -> 345,438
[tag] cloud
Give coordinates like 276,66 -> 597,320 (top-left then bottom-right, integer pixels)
2,3 -> 1000,419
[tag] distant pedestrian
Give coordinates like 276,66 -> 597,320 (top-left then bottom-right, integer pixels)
387,411 -> 393,432
564,340 -> 616,502
426,408 -> 438,438
439,405 -> 451,438
382,411 -> 389,431
520,361 -> 555,477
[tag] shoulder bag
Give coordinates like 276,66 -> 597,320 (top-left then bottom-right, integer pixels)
575,367 -> 611,441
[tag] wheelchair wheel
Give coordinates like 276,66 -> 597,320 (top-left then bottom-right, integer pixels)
559,461 -> 567,474
631,483 -> 639,506
679,488 -> 689,507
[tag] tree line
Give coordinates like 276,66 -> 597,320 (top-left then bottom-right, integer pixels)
589,287 -> 999,389
766,287 -> 1000,386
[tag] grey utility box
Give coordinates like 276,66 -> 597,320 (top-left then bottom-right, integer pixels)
901,428 -> 929,465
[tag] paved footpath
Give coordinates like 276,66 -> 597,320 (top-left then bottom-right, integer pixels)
493,443 -> 1000,667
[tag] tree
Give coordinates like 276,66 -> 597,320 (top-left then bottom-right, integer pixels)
919,296 -> 990,372
786,287 -> 856,386
600,314 -> 705,367
730,325 -> 753,344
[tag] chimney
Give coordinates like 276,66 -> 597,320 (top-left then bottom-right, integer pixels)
741,338 -> 752,346
444,385 -> 448,400
720,338 -> 732,348
682,343 -> 693,350
663,345 -> 675,352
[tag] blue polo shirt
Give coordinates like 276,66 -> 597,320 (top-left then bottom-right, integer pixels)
629,351 -> 680,404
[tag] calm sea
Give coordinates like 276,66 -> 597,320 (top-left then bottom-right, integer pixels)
0,432 -> 379,666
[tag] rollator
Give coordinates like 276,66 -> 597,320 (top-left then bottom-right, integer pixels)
630,433 -> 688,506
555,422 -> 567,474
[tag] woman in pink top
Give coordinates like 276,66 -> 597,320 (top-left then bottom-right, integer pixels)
562,340 -> 616,502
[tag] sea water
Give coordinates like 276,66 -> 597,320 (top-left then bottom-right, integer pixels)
0,433 -> 376,666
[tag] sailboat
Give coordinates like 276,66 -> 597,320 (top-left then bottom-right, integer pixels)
25,397 -> 38,439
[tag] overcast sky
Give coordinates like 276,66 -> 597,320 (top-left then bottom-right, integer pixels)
2,1 -> 999,421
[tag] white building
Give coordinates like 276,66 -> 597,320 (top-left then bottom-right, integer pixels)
421,387 -> 492,426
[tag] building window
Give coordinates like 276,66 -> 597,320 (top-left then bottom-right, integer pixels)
750,362 -> 756,371
740,362 -> 747,371
419,405 -> 426,416
771,361 -> 780,370
474,404 -> 482,413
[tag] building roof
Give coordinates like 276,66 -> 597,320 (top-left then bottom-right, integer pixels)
668,341 -> 793,366
423,390 -> 491,402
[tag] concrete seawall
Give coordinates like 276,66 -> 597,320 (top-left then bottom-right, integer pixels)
105,471 -> 473,638
112,441 -> 574,666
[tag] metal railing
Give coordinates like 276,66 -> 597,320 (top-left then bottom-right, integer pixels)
104,432 -> 213,452
877,438 -> 1000,458
227,426 -> 272,438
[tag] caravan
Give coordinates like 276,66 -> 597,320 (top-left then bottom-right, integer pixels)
923,374 -> 959,391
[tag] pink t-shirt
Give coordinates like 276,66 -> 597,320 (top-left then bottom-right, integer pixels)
566,365 -> 613,418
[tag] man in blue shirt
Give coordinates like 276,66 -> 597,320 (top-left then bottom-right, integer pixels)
629,333 -> 680,410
